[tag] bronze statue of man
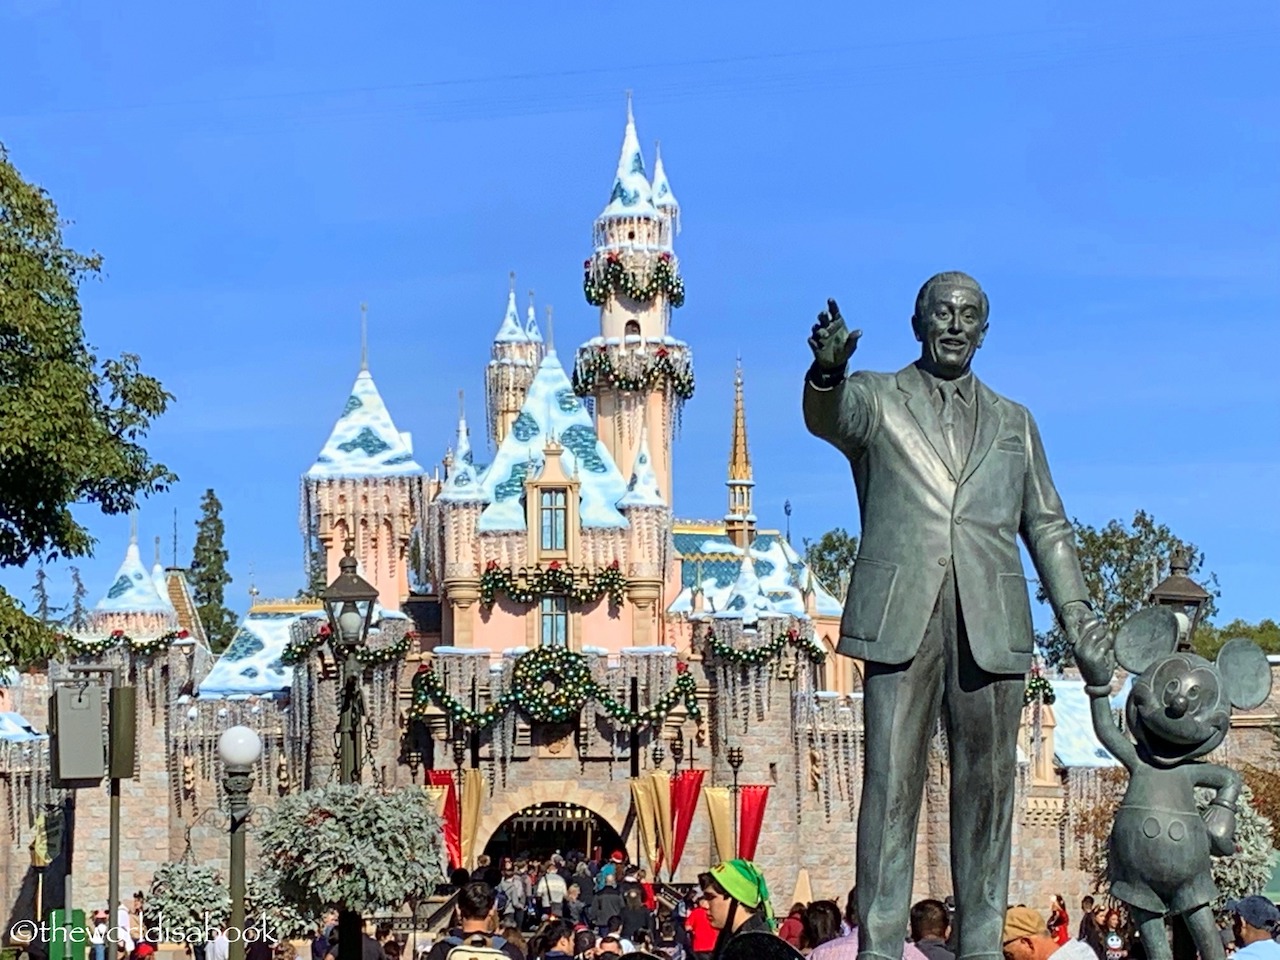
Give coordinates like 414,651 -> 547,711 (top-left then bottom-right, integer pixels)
803,272 -> 1100,960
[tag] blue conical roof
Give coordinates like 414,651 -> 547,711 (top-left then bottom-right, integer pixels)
95,540 -> 177,615
525,298 -> 543,343
306,369 -> 423,479
600,99 -> 656,220
618,423 -> 665,508
494,288 -> 528,343
439,408 -> 483,503
713,553 -> 780,624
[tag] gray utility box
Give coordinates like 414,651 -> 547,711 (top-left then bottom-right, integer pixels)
49,685 -> 106,785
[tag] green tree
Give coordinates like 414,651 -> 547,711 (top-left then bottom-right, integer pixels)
30,565 -> 62,625
802,527 -> 859,601
1037,510 -> 1218,668
0,144 -> 173,667
1194,619 -> 1280,660
190,489 -> 235,652
296,539 -> 328,601
64,565 -> 89,632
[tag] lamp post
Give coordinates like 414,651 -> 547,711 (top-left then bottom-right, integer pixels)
218,726 -> 262,960
1149,546 -> 1212,651
320,539 -> 379,960
451,736 -> 466,873
651,739 -> 665,769
727,747 -> 744,860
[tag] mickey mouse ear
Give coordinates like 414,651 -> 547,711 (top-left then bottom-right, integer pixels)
1217,638 -> 1272,710
1114,607 -> 1180,674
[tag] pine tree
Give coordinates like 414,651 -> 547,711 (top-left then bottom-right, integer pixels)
31,565 -> 57,623
190,489 -> 235,652
65,566 -> 88,631
296,539 -> 328,601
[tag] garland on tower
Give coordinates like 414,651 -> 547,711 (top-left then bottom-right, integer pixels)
69,628 -> 190,659
408,647 -> 700,728
571,344 -> 695,401
480,560 -> 628,609
583,251 -> 686,308
703,625 -> 827,666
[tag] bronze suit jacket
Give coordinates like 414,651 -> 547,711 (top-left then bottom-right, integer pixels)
803,362 -> 1088,675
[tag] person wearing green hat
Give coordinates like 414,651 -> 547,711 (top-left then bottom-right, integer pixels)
698,860 -> 777,956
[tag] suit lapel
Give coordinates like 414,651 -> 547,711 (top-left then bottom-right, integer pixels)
896,365 -> 957,481
959,377 -> 1002,487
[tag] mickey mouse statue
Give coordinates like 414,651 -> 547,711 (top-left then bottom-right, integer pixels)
1075,606 -> 1272,960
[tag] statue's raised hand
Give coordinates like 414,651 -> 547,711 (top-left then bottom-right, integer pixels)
1074,618 -> 1116,689
809,299 -> 861,372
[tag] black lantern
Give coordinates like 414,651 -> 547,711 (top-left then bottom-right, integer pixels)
1149,547 -> 1211,651
323,539 -> 378,650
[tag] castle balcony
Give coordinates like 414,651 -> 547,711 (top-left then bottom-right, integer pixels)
571,336 -> 694,400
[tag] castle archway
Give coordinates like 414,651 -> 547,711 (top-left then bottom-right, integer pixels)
476,781 -> 629,864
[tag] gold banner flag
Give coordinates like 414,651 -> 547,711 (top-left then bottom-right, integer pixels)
649,771 -> 673,875
630,778 -> 661,872
423,785 -> 450,820
461,768 -> 484,870
704,787 -> 733,864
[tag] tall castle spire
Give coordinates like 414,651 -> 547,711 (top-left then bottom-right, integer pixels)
486,272 -> 542,445
725,359 -> 756,549
574,96 -> 691,511
651,141 -> 680,238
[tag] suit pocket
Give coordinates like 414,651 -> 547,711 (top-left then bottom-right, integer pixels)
996,437 -> 1024,453
843,558 -> 898,641
998,573 -> 1035,653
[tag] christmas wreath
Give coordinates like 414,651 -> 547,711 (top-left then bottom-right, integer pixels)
409,651 -> 700,729
480,561 -> 628,609
1023,673 -> 1056,707
571,344 -> 695,401
704,626 -> 826,665
583,252 -> 685,308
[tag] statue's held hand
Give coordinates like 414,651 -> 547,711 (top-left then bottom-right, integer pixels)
809,298 -> 861,372
1074,618 -> 1115,688
1204,805 -> 1237,856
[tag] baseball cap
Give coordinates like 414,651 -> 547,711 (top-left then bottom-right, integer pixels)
1003,907 -> 1048,944
1227,896 -> 1280,929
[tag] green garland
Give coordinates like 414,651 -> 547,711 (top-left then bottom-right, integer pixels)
571,344 -> 695,401
583,252 -> 685,308
704,626 -> 826,665
480,561 -> 627,609
280,622 -> 412,667
70,629 -> 188,658
1023,673 -> 1056,706
408,646 -> 700,729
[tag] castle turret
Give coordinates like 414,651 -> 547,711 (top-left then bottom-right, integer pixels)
574,96 -> 691,510
652,141 -> 680,238
87,524 -> 180,637
618,422 -> 668,646
303,309 -> 423,608
485,274 -> 544,446
725,360 -> 756,549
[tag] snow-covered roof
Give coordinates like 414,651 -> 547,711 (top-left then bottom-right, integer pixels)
618,424 -> 665,508
651,145 -> 679,212
439,409 -> 483,503
151,563 -> 175,612
667,529 -> 843,619
1050,679 -> 1121,768
0,712 -> 44,742
525,301 -> 543,343
197,611 -> 300,699
477,353 -> 629,531
494,288 -> 528,343
600,100 -> 656,220
306,369 -> 423,480
95,540 -> 176,615
712,550 -> 780,624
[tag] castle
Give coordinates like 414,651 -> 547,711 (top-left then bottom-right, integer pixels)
2,100 -> 1278,933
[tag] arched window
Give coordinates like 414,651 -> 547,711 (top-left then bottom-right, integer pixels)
624,319 -> 641,338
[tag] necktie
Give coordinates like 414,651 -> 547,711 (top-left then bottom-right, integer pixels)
939,381 -> 963,471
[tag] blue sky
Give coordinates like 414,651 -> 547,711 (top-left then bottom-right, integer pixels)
0,1 -> 1276,627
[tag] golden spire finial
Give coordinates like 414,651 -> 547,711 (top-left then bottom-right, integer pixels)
360,302 -> 369,371
728,357 -> 751,482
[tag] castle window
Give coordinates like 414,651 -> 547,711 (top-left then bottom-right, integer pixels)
624,320 -> 641,338
539,489 -> 567,551
540,596 -> 568,647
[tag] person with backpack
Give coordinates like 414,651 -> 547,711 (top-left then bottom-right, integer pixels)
536,862 -> 568,919
425,883 -> 525,960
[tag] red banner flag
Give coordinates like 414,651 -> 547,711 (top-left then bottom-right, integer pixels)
427,770 -> 463,869
737,785 -> 769,861
668,769 -> 705,877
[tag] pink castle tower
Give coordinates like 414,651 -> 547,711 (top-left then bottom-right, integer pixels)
302,306 -> 424,608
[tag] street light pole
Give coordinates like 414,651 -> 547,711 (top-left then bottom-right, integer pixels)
320,539 -> 379,960
218,727 -> 262,960
727,747 -> 744,861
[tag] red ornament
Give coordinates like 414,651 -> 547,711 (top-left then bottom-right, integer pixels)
610,559 -> 620,569
583,259 -> 591,269
486,559 -> 499,570
110,629 -> 123,638
318,623 -> 332,637
656,347 -> 668,359
416,662 -> 431,674
659,252 -> 672,261
548,560 -> 561,570
178,630 -> 189,639
676,661 -> 688,674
